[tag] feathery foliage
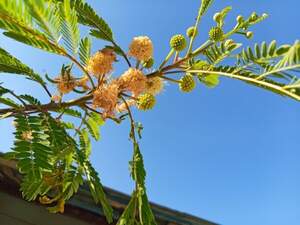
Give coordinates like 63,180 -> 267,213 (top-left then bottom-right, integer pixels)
0,0 -> 299,224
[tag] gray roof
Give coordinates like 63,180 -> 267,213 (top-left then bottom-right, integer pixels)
0,155 -> 218,225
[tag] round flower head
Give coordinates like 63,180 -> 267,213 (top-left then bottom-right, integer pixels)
21,131 -> 33,141
92,82 -> 119,117
179,74 -> 196,93
246,31 -> 254,39
87,48 -> 116,77
119,68 -> 147,96
128,36 -> 153,61
186,26 -> 198,38
209,27 -> 224,42
170,34 -> 187,51
137,93 -> 156,111
236,15 -> 244,24
250,12 -> 258,22
55,75 -> 76,94
145,77 -> 164,95
143,58 -> 154,68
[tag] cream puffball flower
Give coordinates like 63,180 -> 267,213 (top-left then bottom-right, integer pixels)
145,77 -> 164,95
87,48 -> 116,77
118,68 -> 147,97
128,36 -> 153,61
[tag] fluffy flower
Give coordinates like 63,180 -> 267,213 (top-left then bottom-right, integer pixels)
116,99 -> 136,113
21,131 -> 33,141
55,76 -> 76,94
92,83 -> 120,117
87,48 -> 116,77
128,36 -> 153,61
51,95 -> 61,102
119,68 -> 147,96
145,77 -> 164,95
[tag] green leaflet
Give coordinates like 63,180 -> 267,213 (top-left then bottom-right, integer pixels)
3,31 -> 64,55
237,41 -> 300,83
79,37 -> 91,67
84,161 -> 113,223
199,0 -> 214,16
0,0 -> 64,55
60,0 -> 80,55
204,41 -> 242,65
0,0 -> 33,32
0,97 -> 19,108
121,143 -> 157,225
51,0 -> 113,41
0,47 -> 45,85
72,0 -> 113,41
84,112 -> 104,141
116,192 -> 137,225
19,94 -> 41,105
23,0 -> 61,43
200,74 -> 220,88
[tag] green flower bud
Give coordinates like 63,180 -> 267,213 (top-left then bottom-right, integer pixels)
236,15 -> 244,24
137,93 -> 156,111
186,26 -> 198,38
179,74 -> 196,93
250,12 -> 258,22
170,34 -> 187,51
209,27 -> 224,42
246,31 -> 253,39
143,58 -> 154,68
213,12 -> 222,23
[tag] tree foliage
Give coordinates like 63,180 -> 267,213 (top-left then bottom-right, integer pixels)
0,0 -> 299,224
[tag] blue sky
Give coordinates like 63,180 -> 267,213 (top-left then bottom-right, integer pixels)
1,0 -> 300,225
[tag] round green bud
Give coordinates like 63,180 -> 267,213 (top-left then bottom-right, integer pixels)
170,34 -> 187,51
186,26 -> 198,38
137,93 -> 156,111
143,58 -> 154,68
213,12 -> 222,23
250,12 -> 258,22
236,15 -> 244,24
246,31 -> 253,39
179,74 -> 196,93
209,27 -> 224,42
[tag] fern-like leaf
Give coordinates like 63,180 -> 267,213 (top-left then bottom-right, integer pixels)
0,47 -> 45,85
199,0 -> 214,16
60,0 -> 80,55
23,0 -> 61,43
79,37 -> 91,67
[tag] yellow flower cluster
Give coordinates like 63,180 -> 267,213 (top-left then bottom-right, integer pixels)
128,36 -> 153,61
92,82 -> 120,117
87,48 -> 116,77
119,68 -> 147,97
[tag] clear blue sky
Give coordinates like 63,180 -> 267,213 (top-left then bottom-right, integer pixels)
1,1 -> 300,225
